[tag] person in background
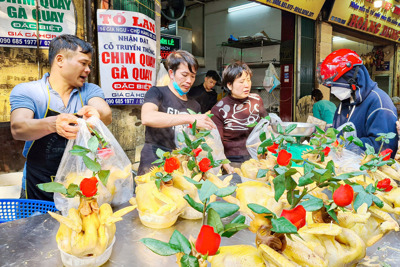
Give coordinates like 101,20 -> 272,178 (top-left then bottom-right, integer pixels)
211,62 -> 267,173
187,70 -> 220,113
138,50 -> 215,175
318,48 -> 398,155
9,34 -> 112,201
311,88 -> 337,126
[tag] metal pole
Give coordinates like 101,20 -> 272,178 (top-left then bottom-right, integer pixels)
35,0 -> 41,79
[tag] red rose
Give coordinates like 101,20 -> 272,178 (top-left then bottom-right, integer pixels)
188,124 -> 193,129
377,178 -> 393,192
195,225 -> 221,256
332,140 -> 339,147
333,184 -> 354,207
379,148 -> 393,161
97,147 -> 114,160
164,157 -> 180,173
267,143 -> 279,154
322,146 -> 330,156
192,148 -> 202,157
80,177 -> 98,198
277,149 -> 292,166
199,158 -> 212,173
280,205 -> 306,230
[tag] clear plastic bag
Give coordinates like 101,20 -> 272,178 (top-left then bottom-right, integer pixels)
246,118 -> 271,159
330,148 -> 362,173
336,122 -> 363,155
263,63 -> 281,93
54,117 -> 133,215
175,122 -> 225,175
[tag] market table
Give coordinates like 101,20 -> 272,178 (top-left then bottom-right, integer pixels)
1,173 -> 400,266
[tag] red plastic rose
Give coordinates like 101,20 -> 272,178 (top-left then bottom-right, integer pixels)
188,124 -> 193,129
277,149 -> 292,166
322,146 -> 330,156
377,178 -> 393,192
333,184 -> 354,207
199,158 -> 212,173
97,147 -> 114,160
280,205 -> 306,230
332,140 -> 339,147
164,157 -> 180,173
379,148 -> 393,161
192,148 -> 202,157
80,177 -> 98,198
267,143 -> 279,154
195,225 -> 221,256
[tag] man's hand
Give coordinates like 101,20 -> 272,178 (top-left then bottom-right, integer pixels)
77,106 -> 100,120
222,163 -> 235,174
190,114 -> 216,130
56,113 -> 80,139
396,120 -> 400,135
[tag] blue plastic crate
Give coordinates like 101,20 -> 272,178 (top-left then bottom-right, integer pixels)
0,199 -> 58,223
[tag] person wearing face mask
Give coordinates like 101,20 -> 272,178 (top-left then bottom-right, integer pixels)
311,88 -> 336,126
211,62 -> 267,173
138,50 -> 215,175
9,35 -> 112,200
187,70 -> 220,113
318,48 -> 398,156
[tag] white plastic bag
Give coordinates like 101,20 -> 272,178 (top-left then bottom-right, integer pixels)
330,148 -> 362,173
54,117 -> 133,215
263,63 -> 281,93
175,122 -> 225,175
246,118 -> 271,159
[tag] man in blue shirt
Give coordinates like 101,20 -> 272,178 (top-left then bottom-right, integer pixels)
311,89 -> 336,125
9,34 -> 112,200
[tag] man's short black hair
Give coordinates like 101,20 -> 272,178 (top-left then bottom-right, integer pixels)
49,34 -> 93,66
222,61 -> 252,88
166,50 -> 198,74
205,70 -> 220,82
312,89 -> 323,102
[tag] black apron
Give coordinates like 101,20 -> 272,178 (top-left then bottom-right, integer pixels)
25,86 -> 83,201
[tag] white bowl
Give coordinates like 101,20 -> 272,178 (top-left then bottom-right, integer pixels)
58,236 -> 115,267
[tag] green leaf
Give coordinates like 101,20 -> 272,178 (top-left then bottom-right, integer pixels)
162,174 -> 173,183
177,133 -> 185,143
273,174 -> 285,202
260,131 -> 266,142
315,126 -> 325,134
191,138 -> 204,149
326,128 -> 338,138
82,155 -> 101,172
207,208 -> 224,234
199,180 -> 218,203
247,121 -> 258,128
257,169 -> 269,179
180,254 -> 199,267
325,204 -> 339,223
326,160 -> 336,175
342,125 -> 355,132
188,160 -> 197,171
169,230 -> 192,255
183,194 -> 204,212
335,171 -> 365,180
285,124 -> 297,134
353,190 -> 373,211
151,159 -> 164,164
98,170 -> 110,186
184,176 -> 203,189
365,183 -> 376,194
283,136 -> 296,143
69,145 -> 91,156
156,148 -> 166,159
88,136 -> 99,154
206,202 -> 239,218
247,203 -> 275,216
301,197 -> 324,211
372,195 -> 384,208
259,139 -> 274,148
365,143 -> 375,155
271,217 -> 297,234
201,143 -> 212,152
221,223 -> 249,238
140,238 -> 181,256
37,182 -> 67,194
191,120 -> 197,136
277,124 -> 284,134
66,183 -> 79,197
230,214 -> 246,224
215,186 -> 237,197
183,131 -> 193,148
155,179 -> 161,190
217,159 -> 231,165
257,146 -> 265,156
187,108 -> 197,115
352,137 -> 364,147
304,162 -> 315,174
298,172 -> 314,186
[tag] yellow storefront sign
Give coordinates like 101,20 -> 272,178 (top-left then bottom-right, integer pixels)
254,0 -> 325,20
329,0 -> 400,43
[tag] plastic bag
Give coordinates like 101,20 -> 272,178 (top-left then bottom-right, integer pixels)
330,148 -> 363,173
54,117 -> 133,215
263,63 -> 280,93
336,122 -> 363,155
175,122 -> 225,175
246,118 -> 271,159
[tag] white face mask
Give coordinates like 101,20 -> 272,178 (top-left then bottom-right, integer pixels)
331,86 -> 351,101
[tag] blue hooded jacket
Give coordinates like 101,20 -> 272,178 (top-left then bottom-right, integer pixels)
332,65 -> 398,156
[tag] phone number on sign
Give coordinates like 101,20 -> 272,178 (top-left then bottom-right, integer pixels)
106,98 -> 144,105
0,37 -> 51,47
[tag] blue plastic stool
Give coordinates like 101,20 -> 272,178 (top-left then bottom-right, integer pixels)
0,199 -> 58,223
